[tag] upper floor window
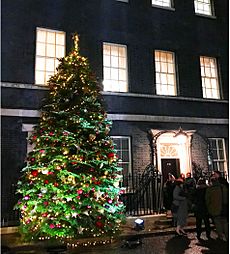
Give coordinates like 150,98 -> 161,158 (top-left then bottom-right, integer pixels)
152,0 -> 172,8
209,138 -> 227,174
35,28 -> 65,85
200,56 -> 220,99
194,0 -> 214,16
154,50 -> 177,96
103,43 -> 128,92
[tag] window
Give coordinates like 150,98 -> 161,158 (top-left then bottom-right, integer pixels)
152,0 -> 172,8
154,50 -> 177,96
103,43 -> 128,92
200,56 -> 220,99
22,124 -> 35,156
35,28 -> 65,85
112,136 -> 132,177
209,138 -> 227,173
194,0 -> 213,16
116,0 -> 128,2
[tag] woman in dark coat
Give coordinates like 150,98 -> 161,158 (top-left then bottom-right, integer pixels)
163,173 -> 176,214
172,178 -> 188,235
194,178 -> 211,240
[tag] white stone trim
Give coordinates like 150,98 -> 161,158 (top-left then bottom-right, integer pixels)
1,108 -> 228,125
1,109 -> 39,117
1,82 -> 228,104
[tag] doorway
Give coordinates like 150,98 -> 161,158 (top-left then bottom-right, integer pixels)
161,158 -> 180,183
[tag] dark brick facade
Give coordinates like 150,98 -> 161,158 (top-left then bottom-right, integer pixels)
1,0 -> 229,221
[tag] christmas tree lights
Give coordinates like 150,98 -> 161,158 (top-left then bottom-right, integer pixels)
15,34 -> 126,242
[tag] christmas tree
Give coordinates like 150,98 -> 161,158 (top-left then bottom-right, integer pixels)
15,34 -> 125,242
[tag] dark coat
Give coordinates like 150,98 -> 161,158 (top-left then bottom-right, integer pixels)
194,184 -> 209,217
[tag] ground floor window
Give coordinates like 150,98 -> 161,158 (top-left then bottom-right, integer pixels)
208,138 -> 227,174
112,136 -> 132,176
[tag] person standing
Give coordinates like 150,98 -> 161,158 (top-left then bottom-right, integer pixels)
185,172 -> 196,213
194,178 -> 211,240
163,173 -> 176,217
205,176 -> 229,241
172,178 -> 188,236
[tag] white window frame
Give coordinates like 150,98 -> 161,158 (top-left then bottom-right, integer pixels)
103,42 -> 128,92
209,138 -> 227,174
22,124 -> 35,154
35,27 -> 66,86
200,56 -> 220,99
152,0 -> 173,9
111,136 -> 132,175
154,50 -> 177,96
194,0 -> 214,16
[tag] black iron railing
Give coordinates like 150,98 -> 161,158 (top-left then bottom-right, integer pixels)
120,164 -> 164,216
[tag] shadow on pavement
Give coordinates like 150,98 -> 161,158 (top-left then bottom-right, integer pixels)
197,238 -> 229,254
165,235 -> 191,254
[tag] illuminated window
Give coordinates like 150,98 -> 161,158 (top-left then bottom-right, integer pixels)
209,138 -> 227,173
112,136 -> 132,176
154,50 -> 177,96
200,56 -> 220,99
152,0 -> 172,8
35,28 -> 65,85
194,0 -> 213,16
103,43 -> 128,92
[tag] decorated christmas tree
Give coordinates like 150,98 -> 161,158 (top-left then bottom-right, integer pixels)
15,34 -> 126,242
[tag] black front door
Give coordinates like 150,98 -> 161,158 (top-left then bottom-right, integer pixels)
161,158 -> 180,183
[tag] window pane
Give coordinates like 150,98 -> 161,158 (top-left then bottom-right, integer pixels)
35,71 -> 44,84
103,55 -> 111,67
36,42 -> 46,56
46,58 -> 55,72
37,30 -> 46,42
103,67 -> 111,80
47,44 -> 55,57
56,33 -> 65,45
119,69 -> 126,81
119,57 -> 126,68
47,32 -> 55,44
111,56 -> 119,68
36,57 -> 46,71
56,45 -> 65,58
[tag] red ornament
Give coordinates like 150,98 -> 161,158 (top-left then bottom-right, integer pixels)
43,201 -> 49,206
96,221 -> 104,228
31,170 -> 38,177
42,212 -> 48,217
49,224 -> 55,229
107,153 -> 114,158
53,182 -> 59,187
44,180 -> 49,184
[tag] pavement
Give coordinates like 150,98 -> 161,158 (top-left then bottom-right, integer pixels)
1,213 -> 224,254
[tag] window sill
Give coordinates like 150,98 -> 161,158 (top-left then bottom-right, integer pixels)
195,13 -> 216,19
152,5 -> 175,11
